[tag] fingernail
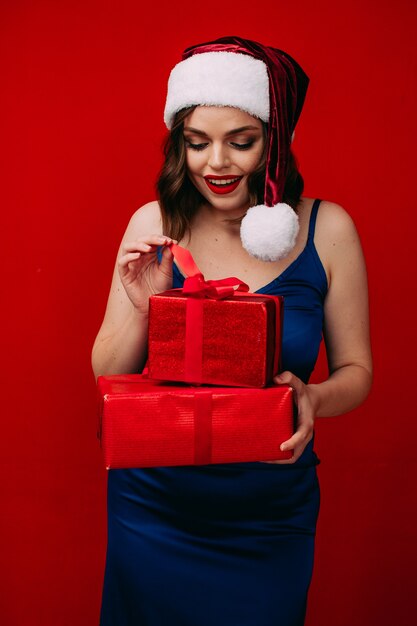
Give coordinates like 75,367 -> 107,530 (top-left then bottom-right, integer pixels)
280,444 -> 286,451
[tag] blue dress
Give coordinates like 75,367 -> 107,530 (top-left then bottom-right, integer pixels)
100,199 -> 327,626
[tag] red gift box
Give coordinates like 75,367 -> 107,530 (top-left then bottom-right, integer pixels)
97,375 -> 294,468
148,244 -> 283,388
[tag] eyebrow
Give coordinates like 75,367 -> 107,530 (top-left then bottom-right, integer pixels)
183,125 -> 261,137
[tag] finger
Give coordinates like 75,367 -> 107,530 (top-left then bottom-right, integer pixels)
119,251 -> 141,265
273,371 -> 302,393
280,428 -> 312,452
265,451 -> 300,465
273,373 -> 302,401
273,370 -> 294,385
122,236 -> 174,254
263,441 -> 307,465
141,234 -> 174,245
159,243 -> 174,274
122,242 -> 154,254
142,235 -> 176,247
118,252 -> 141,273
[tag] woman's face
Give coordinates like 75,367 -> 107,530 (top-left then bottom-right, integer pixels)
183,106 -> 265,215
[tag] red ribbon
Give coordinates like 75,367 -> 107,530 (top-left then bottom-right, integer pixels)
185,297 -> 204,383
193,391 -> 213,464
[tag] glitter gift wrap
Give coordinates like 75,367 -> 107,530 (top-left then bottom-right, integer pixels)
147,244 -> 283,388
97,375 -> 294,468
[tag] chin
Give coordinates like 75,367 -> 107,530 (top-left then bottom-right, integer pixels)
198,187 -> 249,213
204,195 -> 245,212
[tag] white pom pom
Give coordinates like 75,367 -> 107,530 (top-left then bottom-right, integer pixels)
240,203 -> 299,262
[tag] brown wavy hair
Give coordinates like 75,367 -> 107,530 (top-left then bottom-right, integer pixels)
156,107 -> 304,241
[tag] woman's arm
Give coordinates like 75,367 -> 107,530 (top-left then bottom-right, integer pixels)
308,200 -> 372,415
91,201 -> 176,379
270,202 -> 372,463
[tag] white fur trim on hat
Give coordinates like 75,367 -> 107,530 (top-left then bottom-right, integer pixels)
164,52 -> 270,129
240,203 -> 299,262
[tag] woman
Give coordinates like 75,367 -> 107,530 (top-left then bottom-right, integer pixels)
92,36 -> 372,626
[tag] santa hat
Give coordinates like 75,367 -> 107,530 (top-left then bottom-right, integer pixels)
164,36 -> 309,262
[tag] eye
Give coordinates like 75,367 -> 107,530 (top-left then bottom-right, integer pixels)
185,140 -> 208,151
230,141 -> 255,150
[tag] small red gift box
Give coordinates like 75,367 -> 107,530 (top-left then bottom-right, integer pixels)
147,244 -> 283,388
97,375 -> 294,468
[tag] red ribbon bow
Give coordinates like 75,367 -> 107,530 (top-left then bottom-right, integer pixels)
170,243 -> 249,299
182,273 -> 249,299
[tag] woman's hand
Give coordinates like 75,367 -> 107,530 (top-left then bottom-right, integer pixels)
263,371 -> 318,465
118,235 -> 177,315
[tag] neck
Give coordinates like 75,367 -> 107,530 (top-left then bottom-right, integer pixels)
193,202 -> 247,234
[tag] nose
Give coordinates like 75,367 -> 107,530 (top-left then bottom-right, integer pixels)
207,143 -> 231,170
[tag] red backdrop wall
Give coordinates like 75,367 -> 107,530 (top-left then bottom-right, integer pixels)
1,1 -> 416,624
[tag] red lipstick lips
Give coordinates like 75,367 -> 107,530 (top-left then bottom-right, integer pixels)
203,174 -> 243,195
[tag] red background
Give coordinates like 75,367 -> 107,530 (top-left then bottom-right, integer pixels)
1,1 -> 416,624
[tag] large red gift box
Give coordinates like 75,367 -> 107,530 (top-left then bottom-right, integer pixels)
147,244 -> 283,388
97,375 -> 294,468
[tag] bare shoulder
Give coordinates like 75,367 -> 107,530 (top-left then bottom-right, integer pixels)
124,200 -> 163,240
315,199 -> 358,239
313,199 -> 365,284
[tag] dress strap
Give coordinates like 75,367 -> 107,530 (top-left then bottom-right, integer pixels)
307,199 -> 322,241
